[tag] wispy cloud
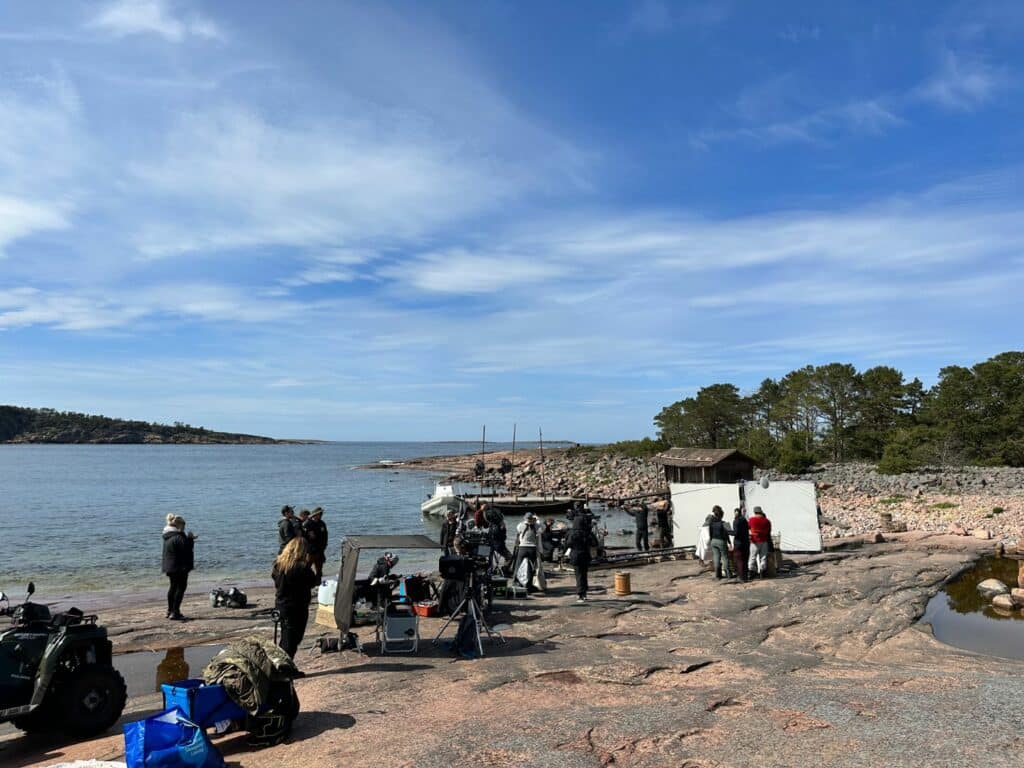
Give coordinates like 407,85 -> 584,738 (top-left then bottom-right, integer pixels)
916,49 -> 1010,110
88,0 -> 222,42
623,0 -> 730,36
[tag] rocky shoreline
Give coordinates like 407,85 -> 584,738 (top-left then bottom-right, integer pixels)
5,532 -> 1022,768
392,449 -> 1024,545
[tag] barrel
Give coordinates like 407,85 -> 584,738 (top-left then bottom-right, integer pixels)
614,572 -> 632,596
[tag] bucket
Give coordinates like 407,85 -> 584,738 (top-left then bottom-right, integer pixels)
614,572 -> 631,596
317,579 -> 338,606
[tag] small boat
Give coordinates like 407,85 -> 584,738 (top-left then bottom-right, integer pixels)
421,483 -> 465,516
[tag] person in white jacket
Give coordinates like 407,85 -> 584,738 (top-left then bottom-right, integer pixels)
514,513 -> 541,590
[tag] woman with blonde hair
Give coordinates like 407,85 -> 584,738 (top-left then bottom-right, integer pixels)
272,537 -> 318,668
162,514 -> 195,620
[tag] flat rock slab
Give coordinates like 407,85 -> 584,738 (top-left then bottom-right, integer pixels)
4,533 -> 1022,768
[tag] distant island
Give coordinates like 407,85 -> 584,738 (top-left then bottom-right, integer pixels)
0,405 -> 284,444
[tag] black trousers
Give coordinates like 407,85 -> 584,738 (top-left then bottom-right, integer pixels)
635,526 -> 649,551
735,541 -> 750,581
573,560 -> 590,598
167,572 -> 188,616
277,605 -> 310,659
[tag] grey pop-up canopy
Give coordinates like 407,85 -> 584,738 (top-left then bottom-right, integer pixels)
332,534 -> 441,635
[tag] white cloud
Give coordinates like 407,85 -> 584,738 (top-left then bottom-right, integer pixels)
0,196 -> 69,256
89,0 -> 221,42
917,50 -> 1009,110
128,107 -> 524,258
384,249 -> 568,295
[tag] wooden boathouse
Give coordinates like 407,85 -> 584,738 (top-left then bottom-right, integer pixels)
653,447 -> 758,484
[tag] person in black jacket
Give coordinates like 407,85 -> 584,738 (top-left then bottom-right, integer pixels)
278,505 -> 298,553
304,507 -> 329,579
625,503 -> 650,551
732,507 -> 750,582
566,512 -> 598,602
161,514 -> 195,620
272,537 -> 319,668
656,501 -> 672,547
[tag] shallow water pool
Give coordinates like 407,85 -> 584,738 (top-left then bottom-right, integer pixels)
919,556 -> 1024,661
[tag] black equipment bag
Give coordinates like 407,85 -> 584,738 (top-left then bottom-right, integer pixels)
225,588 -> 248,608
439,555 -> 472,582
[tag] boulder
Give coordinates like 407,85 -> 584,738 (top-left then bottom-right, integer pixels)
946,523 -> 967,536
971,528 -> 992,540
991,594 -> 1017,611
977,578 -> 1010,598
1019,562 -> 1024,589
1010,590 -> 1024,608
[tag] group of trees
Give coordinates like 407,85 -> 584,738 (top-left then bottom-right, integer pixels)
653,352 -> 1024,474
0,406 -> 273,443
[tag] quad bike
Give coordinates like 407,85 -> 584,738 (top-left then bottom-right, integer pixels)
0,582 -> 127,737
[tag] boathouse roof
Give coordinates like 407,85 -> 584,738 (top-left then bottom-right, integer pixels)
653,447 -> 758,468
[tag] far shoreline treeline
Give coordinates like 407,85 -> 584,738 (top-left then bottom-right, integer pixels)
619,351 -> 1024,475
0,405 -> 284,444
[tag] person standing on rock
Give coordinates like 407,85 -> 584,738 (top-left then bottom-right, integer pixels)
626,503 -> 650,552
272,537 -> 318,669
748,507 -> 772,578
162,514 -> 195,620
514,512 -> 540,590
732,507 -> 750,582
278,505 -> 298,553
708,506 -> 732,579
304,507 -> 329,579
567,510 -> 598,602
656,500 -> 672,547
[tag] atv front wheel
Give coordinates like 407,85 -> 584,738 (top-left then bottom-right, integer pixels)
59,665 -> 127,737
12,701 -> 54,734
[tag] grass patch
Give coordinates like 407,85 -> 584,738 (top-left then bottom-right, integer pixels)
878,495 -> 906,505
932,501 -> 957,509
992,506 -> 1004,514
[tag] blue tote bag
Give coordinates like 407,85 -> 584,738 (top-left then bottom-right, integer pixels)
123,706 -> 225,768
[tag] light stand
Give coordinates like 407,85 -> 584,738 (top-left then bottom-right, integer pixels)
432,569 -> 504,657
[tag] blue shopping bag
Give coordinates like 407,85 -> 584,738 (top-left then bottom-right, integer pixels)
123,706 -> 225,768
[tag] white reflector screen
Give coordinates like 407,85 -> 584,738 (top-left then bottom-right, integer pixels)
670,483 -> 742,548
743,480 -> 822,552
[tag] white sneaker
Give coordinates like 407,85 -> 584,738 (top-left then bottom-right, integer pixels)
576,596 -> 586,603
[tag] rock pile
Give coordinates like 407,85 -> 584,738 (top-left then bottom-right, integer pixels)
977,574 -> 1024,616
767,463 -> 1024,545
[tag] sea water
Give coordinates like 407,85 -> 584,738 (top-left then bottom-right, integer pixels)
0,442 -> 538,598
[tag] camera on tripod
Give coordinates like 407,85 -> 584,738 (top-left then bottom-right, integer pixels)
458,529 -> 492,568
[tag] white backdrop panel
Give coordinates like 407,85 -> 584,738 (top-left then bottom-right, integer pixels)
670,483 -> 742,548
743,481 -> 822,552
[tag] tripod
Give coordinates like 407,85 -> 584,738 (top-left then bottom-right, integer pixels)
432,570 -> 505,657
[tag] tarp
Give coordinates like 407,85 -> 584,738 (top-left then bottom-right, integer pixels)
670,483 -> 742,548
743,480 -> 822,552
333,535 -> 441,634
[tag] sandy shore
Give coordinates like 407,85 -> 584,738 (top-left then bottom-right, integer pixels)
3,532 -> 1022,768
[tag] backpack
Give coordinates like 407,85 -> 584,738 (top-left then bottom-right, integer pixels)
209,587 -> 248,609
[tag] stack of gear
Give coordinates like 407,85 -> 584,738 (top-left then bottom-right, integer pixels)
208,587 -> 248,608
202,636 -> 300,746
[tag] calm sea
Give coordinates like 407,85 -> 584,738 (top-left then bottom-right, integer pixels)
0,442 -> 567,599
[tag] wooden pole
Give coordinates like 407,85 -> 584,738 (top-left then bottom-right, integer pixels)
539,427 -> 547,498
511,423 -> 517,495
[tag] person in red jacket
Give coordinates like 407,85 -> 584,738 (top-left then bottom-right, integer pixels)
748,506 -> 772,578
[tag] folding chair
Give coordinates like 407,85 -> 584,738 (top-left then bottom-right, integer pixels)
378,599 -> 419,654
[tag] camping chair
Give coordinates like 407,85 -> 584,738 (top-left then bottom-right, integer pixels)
377,598 -> 419,654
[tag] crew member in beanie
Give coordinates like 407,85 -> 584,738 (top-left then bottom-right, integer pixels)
162,514 -> 195,620
304,507 -> 329,579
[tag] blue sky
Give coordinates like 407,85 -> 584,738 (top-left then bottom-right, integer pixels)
1,0 -> 1022,441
